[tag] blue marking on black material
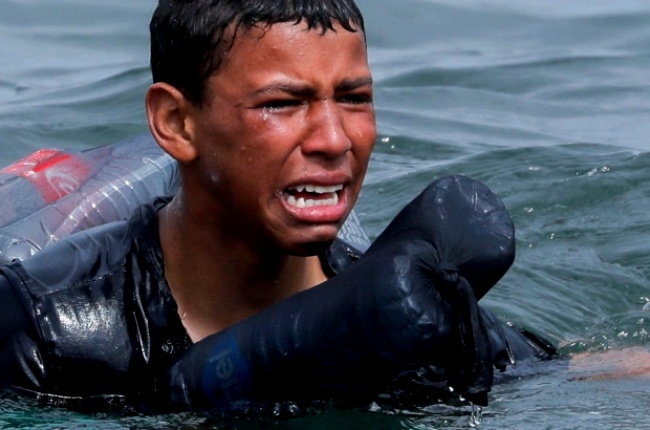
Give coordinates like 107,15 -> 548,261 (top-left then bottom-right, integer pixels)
201,332 -> 253,408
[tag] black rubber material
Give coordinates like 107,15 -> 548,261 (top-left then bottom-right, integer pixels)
162,175 -> 517,412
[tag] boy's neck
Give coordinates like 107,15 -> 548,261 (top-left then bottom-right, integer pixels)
157,194 -> 327,342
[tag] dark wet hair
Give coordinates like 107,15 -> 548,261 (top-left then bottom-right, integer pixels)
150,0 -> 365,106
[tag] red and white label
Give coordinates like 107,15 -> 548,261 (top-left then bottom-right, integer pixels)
1,149 -> 90,204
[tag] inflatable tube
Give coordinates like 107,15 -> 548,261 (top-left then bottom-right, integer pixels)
154,176 -> 518,412
0,138 -> 555,414
0,134 -> 370,264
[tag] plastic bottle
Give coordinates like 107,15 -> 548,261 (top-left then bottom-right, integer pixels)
0,148 -> 96,229
0,134 -> 180,264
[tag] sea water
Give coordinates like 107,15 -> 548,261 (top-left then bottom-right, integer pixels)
1,0 -> 650,428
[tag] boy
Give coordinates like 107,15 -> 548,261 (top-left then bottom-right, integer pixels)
0,0 -> 553,413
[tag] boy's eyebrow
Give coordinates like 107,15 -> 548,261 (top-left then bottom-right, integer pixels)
252,82 -> 317,98
335,77 -> 374,92
250,76 -> 374,98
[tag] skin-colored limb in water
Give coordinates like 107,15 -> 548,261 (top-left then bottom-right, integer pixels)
569,347 -> 650,381
146,21 -> 376,342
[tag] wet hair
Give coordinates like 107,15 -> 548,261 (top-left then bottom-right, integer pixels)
150,0 -> 366,106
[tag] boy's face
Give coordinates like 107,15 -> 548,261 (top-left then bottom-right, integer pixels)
188,21 -> 376,254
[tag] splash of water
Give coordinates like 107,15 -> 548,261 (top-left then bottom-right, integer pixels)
469,403 -> 483,428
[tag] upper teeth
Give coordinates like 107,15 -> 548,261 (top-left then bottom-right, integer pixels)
284,184 -> 343,208
290,184 -> 343,194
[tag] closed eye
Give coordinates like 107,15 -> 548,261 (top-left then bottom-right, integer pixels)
339,93 -> 373,105
261,99 -> 303,111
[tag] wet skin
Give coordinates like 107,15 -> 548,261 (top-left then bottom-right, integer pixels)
184,21 -> 376,256
146,21 -> 376,340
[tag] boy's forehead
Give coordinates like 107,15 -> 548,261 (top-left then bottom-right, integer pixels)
226,19 -> 364,44
220,20 -> 365,66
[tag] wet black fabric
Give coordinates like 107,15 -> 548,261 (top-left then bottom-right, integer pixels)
0,196 -> 188,411
0,176 -> 555,413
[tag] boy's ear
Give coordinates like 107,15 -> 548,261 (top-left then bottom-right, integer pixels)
146,82 -> 198,164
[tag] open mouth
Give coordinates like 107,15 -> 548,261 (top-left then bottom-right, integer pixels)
283,184 -> 343,208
